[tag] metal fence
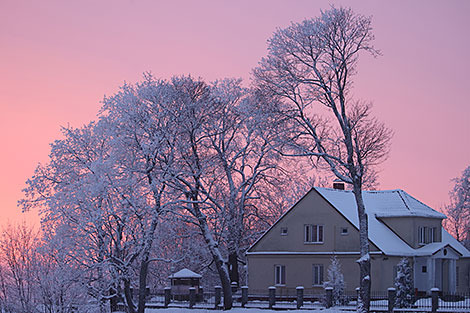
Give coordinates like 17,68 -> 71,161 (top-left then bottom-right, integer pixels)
142,288 -> 470,312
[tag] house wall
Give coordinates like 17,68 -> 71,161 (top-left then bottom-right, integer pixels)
247,254 -> 403,294
457,258 -> 470,293
379,217 -> 442,248
250,190 -> 379,253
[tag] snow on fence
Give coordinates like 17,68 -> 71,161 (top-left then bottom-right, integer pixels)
139,287 -> 470,312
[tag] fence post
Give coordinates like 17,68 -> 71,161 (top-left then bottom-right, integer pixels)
214,286 -> 222,309
388,287 -> 396,313
431,288 -> 439,313
355,287 -> 360,309
268,286 -> 276,309
231,281 -> 238,291
325,287 -> 333,308
189,287 -> 196,309
199,286 -> 204,302
296,286 -> 304,309
241,286 -> 248,307
164,287 -> 171,308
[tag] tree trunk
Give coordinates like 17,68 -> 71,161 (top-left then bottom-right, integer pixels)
136,260 -> 150,313
228,251 -> 240,286
192,203 -> 233,309
353,183 -> 371,313
123,278 -> 136,313
109,287 -> 119,312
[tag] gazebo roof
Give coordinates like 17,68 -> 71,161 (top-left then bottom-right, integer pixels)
169,268 -> 202,279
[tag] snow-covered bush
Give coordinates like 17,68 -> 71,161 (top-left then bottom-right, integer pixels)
324,256 -> 345,305
394,257 -> 414,308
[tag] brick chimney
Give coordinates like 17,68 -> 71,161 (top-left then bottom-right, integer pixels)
332,181 -> 345,190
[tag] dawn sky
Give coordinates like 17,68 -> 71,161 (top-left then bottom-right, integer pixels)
1,0 -> 469,226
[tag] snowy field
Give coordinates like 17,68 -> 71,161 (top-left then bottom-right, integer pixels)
145,309 -> 347,313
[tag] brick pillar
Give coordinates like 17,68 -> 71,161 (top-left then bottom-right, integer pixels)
268,286 -> 276,309
296,286 -> 304,309
164,287 -> 171,308
387,287 -> 396,313
214,286 -> 222,309
431,288 -> 439,313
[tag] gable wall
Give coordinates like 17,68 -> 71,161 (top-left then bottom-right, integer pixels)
250,189 -> 379,253
379,217 -> 442,248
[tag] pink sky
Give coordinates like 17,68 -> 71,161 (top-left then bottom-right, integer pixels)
1,0 -> 469,226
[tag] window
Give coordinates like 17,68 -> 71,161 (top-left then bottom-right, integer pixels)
304,224 -> 324,243
312,264 -> 324,286
419,226 -> 438,244
340,227 -> 348,235
418,227 -> 426,244
429,227 -> 436,242
280,227 -> 288,236
422,266 -> 427,273
275,265 -> 286,285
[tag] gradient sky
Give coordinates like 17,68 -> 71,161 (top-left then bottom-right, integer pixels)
1,0 -> 469,227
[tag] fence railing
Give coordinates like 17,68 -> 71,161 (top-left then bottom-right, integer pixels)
139,286 -> 470,312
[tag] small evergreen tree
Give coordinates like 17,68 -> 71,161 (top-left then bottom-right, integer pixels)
324,256 -> 345,305
394,257 -> 414,308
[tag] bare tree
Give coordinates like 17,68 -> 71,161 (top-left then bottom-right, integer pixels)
0,223 -> 40,313
443,166 -> 470,248
253,7 -> 392,312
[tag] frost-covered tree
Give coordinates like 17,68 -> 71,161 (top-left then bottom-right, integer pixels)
443,166 -> 470,248
35,238 -> 88,313
22,73 -> 306,311
324,256 -> 345,306
253,7 -> 392,312
22,124 -> 126,312
394,257 -> 413,308
202,81 -> 294,286
21,118 -> 175,313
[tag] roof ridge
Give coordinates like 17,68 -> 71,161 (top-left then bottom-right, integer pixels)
317,187 -> 406,194
396,189 -> 411,211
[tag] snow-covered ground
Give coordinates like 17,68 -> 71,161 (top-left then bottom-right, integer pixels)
145,309 -> 347,313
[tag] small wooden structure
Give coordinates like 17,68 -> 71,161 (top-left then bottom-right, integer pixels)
169,268 -> 202,300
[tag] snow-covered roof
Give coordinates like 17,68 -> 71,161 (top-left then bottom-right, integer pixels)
169,268 -> 202,279
315,187 -> 470,257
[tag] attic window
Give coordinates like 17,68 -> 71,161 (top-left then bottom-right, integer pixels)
304,225 -> 323,243
280,227 -> 288,236
340,227 -> 348,235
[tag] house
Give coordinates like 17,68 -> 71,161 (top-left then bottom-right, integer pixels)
246,186 -> 470,294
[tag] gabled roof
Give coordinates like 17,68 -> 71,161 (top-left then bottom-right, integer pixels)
315,187 -> 470,257
168,268 -> 202,279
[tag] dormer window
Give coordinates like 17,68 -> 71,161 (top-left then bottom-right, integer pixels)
418,226 -> 437,244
